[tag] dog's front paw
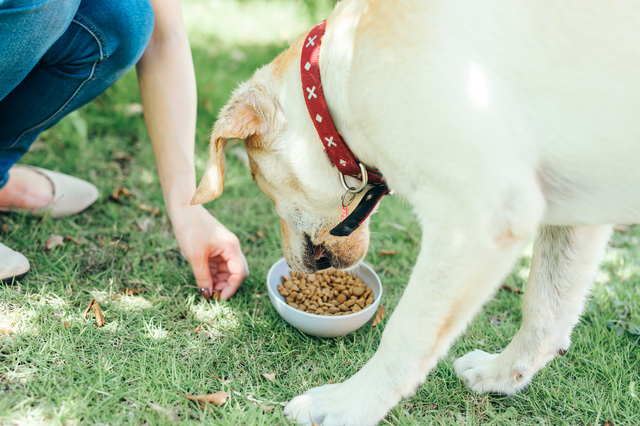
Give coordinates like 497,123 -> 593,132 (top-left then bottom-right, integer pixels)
453,350 -> 530,396
284,382 -> 387,426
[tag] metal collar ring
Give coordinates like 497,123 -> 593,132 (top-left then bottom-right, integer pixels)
339,162 -> 368,194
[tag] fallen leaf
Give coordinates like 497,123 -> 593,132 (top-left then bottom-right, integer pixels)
138,204 -> 161,216
149,403 -> 179,424
379,249 -> 397,256
256,231 -> 266,238
84,298 -> 106,327
83,299 -> 94,318
0,327 -> 13,336
44,234 -> 64,250
94,306 -> 105,328
372,305 -> 386,327
122,287 -> 144,296
63,322 -> 71,328
1,224 -> 10,232
327,379 -> 336,384
604,422 -> 614,426
193,326 -> 202,333
262,373 -> 276,383
501,284 -> 522,294
183,391 -> 229,407
65,234 -> 83,245
109,187 -> 132,202
262,405 -> 275,412
202,372 -> 287,407
113,150 -> 132,161
614,225 -> 629,232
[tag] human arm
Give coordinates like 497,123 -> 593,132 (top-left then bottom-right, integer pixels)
135,0 -> 249,299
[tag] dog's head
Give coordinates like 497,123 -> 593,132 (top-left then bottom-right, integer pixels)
191,36 -> 371,273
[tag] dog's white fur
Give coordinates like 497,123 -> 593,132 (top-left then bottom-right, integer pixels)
193,1 -> 640,424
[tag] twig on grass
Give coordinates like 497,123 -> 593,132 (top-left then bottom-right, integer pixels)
90,388 -> 112,396
206,370 -> 287,407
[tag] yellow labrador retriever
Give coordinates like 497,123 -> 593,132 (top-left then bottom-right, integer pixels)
192,0 -> 640,424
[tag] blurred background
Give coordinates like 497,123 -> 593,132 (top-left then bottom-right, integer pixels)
0,1 -> 638,424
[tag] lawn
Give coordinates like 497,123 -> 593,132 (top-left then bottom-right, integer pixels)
1,0 -> 639,424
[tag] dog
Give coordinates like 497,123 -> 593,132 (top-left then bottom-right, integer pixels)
191,0 -> 640,424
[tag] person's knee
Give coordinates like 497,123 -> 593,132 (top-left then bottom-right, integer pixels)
89,0 -> 154,73
112,0 -> 154,66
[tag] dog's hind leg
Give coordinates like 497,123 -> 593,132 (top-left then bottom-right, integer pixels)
454,224 -> 612,395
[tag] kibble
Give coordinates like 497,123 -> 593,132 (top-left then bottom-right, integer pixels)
278,268 -> 374,316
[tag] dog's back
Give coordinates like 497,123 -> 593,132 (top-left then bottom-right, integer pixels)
350,0 -> 640,225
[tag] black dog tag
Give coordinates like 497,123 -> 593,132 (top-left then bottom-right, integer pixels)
330,185 -> 389,237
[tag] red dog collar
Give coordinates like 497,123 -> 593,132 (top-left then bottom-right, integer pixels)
300,21 -> 389,237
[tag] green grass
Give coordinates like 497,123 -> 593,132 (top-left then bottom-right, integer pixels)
1,0 -> 639,424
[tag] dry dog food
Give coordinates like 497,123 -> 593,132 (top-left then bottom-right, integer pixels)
278,269 -> 374,316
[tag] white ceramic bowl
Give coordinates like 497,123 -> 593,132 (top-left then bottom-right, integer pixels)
266,258 -> 382,338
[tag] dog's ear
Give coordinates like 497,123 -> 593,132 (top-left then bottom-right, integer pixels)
191,84 -> 273,205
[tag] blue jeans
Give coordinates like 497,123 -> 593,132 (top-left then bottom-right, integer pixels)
0,0 -> 154,188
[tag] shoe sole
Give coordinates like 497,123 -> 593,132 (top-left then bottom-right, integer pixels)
0,270 -> 29,284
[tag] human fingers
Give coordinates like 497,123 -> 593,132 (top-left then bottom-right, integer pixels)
190,255 -> 214,300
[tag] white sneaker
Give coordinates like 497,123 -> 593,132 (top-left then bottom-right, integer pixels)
0,243 -> 30,282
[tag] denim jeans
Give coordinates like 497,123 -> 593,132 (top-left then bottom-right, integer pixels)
0,0 -> 154,188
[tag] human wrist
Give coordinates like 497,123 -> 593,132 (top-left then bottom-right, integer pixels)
159,172 -> 197,218
165,194 -> 194,214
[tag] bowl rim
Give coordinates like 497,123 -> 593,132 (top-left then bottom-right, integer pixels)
266,257 -> 383,320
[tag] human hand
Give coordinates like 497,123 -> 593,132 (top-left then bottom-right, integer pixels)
171,205 -> 249,300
